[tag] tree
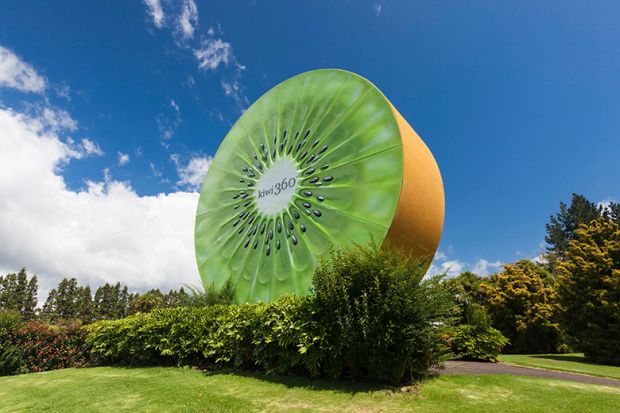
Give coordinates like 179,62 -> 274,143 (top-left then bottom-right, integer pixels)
41,278 -> 91,323
557,218 -> 620,364
93,283 -> 125,320
483,260 -> 565,353
128,289 -> 165,314
0,268 -> 38,319
444,271 -> 487,324
545,194 -> 602,259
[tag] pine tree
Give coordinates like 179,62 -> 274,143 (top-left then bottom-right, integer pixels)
0,268 -> 38,319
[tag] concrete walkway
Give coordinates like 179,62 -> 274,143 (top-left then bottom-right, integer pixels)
438,360 -> 620,387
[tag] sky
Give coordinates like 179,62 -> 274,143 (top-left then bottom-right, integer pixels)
0,1 -> 619,297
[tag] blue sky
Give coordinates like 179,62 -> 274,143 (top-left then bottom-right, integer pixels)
0,1 -> 619,291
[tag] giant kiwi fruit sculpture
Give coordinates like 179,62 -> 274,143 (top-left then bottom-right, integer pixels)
195,69 -> 444,303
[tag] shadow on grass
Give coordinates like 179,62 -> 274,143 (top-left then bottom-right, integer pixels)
201,369 -> 433,395
528,354 -> 607,366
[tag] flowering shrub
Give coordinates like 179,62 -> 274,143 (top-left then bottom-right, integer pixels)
0,318 -> 89,375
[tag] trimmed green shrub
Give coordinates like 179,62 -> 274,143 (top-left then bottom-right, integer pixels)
87,243 -> 454,383
448,325 -> 509,362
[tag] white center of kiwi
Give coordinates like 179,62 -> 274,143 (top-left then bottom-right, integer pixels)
255,156 -> 299,215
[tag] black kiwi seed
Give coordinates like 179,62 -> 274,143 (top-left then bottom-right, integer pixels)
272,149 -> 276,158
288,220 -> 294,230
233,194 -> 240,199
318,145 -> 328,154
317,196 -> 325,202
244,239 -> 251,248
247,182 -> 254,187
242,193 -> 249,199
300,224 -> 306,232
253,240 -> 258,249
299,151 -> 308,161
277,220 -> 282,233
306,154 -> 316,164
253,154 -> 258,160
248,216 -> 256,225
323,176 -> 333,182
243,201 -> 251,207
260,223 -> 266,234
262,154 -> 267,161
292,210 -> 300,219
309,177 -> 319,183
302,202 -> 311,208
234,205 -> 240,209
313,210 -> 322,217
238,226 -> 245,234
233,219 -> 240,227
266,244 -> 271,256
296,142 -> 302,152
260,143 -> 265,151
243,167 -> 248,172
248,172 -> 255,178
291,235 -> 298,245
304,167 -> 315,175
257,163 -> 263,170
287,145 -> 293,155
283,129 -> 287,139
269,228 -> 273,239
280,143 -> 284,152
312,140 -> 319,148
277,240 -> 281,249
303,190 -> 312,196
252,226 -> 258,235
239,179 -> 245,183
304,129 -> 311,138
305,209 -> 311,215
321,164 -> 329,170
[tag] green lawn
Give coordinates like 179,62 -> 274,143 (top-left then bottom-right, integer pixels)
0,367 -> 619,412
499,353 -> 620,380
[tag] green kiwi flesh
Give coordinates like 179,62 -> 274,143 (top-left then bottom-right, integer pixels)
195,69 -> 403,303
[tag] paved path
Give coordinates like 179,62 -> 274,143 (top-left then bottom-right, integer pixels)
437,360 -> 620,387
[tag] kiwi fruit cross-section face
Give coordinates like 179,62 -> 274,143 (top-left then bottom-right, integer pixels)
195,69 -> 444,304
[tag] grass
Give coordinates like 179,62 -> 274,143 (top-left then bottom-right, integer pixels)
0,367 -> 619,412
499,353 -> 620,380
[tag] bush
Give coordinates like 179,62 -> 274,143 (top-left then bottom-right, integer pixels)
0,319 -> 89,375
87,243 -> 455,384
311,242 -> 454,382
448,325 -> 509,362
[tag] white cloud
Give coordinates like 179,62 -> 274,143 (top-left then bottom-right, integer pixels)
0,106 -> 201,295
426,251 -> 502,278
176,0 -> 198,40
171,154 -> 212,191
170,98 -> 180,114
144,0 -> 165,28
598,197 -> 616,213
0,46 -> 46,93
373,3 -> 383,16
194,38 -> 233,71
40,107 -> 78,133
221,78 -> 248,108
81,138 -> 104,157
471,259 -> 502,276
118,152 -> 130,166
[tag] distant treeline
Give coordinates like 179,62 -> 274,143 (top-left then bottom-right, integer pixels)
0,271 -> 233,324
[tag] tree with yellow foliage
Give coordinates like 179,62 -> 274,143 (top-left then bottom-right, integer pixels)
558,218 -> 620,365
483,260 -> 566,353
